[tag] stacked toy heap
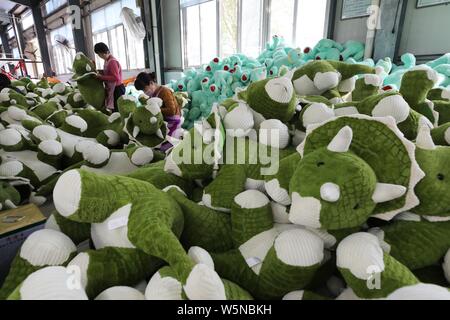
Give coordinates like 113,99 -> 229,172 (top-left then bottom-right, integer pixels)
0,52 -> 173,211
170,37 -> 450,130
1,55 -> 449,300
169,37 -> 368,129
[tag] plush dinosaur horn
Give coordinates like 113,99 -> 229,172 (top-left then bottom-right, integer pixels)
416,121 -> 436,150
156,129 -> 164,139
283,69 -> 295,80
133,126 -> 140,138
372,183 -> 407,203
327,126 -> 353,153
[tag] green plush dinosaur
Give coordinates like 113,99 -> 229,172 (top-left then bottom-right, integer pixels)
72,52 -> 105,111
119,95 -> 168,148
336,232 -> 419,299
290,116 -> 422,230
399,66 -> 440,126
0,229 -> 77,299
236,75 -> 297,123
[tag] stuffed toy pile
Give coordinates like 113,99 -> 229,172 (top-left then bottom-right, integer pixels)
1,55 -> 450,300
170,36 -> 450,130
0,53 -> 173,211
170,37 -> 368,129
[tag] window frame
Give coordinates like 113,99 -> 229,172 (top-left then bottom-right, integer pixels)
90,0 -> 146,72
180,0 -> 330,69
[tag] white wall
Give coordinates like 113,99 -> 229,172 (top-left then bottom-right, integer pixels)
161,0 -> 184,84
333,0 -> 368,43
399,1 -> 450,57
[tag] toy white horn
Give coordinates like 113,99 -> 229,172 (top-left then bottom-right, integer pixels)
156,129 -> 164,139
416,120 -> 436,150
327,126 -> 353,153
372,183 -> 407,204
133,126 -> 140,138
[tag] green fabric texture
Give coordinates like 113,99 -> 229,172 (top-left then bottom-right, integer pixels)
431,123 -> 450,146
339,253 -> 419,299
351,77 -> 380,101
399,69 -> 436,123
127,195 -> 193,282
231,198 -> 273,247
46,110 -> 69,127
0,251 -> 76,299
51,211 -> 91,245
61,169 -> 194,281
167,127 -> 215,180
61,169 -> 158,223
0,256 -> 40,299
6,285 -> 21,300
125,162 -> 192,193
290,148 -> 377,230
223,279 -> 254,300
382,220 -> 450,270
30,102 -> 59,121
299,95 -> 333,106
0,91 -> 29,108
400,69 -> 435,106
413,147 -> 450,216
168,188 -> 234,253
243,78 -> 297,122
427,88 -> 449,101
292,60 -> 338,82
71,53 -> 105,111
212,247 -> 322,300
0,181 -> 21,208
434,100 -> 450,125
67,92 -> 86,108
328,61 -> 375,80
82,247 -> 162,298
301,290 -> 330,300
397,109 -> 423,140
413,266 -> 449,287
203,165 -> 247,211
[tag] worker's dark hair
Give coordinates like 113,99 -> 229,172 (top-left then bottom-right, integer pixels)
0,73 -> 11,90
94,42 -> 110,55
134,72 -> 157,91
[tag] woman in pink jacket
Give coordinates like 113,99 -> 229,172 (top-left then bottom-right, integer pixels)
94,42 -> 125,112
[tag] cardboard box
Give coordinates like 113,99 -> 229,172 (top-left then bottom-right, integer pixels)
0,204 -> 46,287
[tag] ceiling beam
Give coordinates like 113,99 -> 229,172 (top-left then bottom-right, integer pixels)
10,0 -> 41,8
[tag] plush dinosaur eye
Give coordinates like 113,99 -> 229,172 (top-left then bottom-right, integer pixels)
317,161 -> 325,167
437,173 -> 445,181
353,203 -> 360,210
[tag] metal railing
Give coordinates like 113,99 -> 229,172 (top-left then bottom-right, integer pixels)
0,57 -> 46,80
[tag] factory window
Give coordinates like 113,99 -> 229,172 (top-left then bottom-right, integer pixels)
295,0 -> 328,49
12,47 -> 20,59
181,0 -> 218,67
219,0 -> 238,57
7,26 -> 15,39
269,0 -> 296,46
91,0 -> 145,71
44,0 -> 67,16
49,24 -> 75,75
181,0 -> 328,68
21,11 -> 34,31
240,0 -> 263,59
270,0 -> 328,48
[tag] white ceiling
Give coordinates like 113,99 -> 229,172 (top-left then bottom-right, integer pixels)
0,1 -> 17,13
0,1 -> 18,26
